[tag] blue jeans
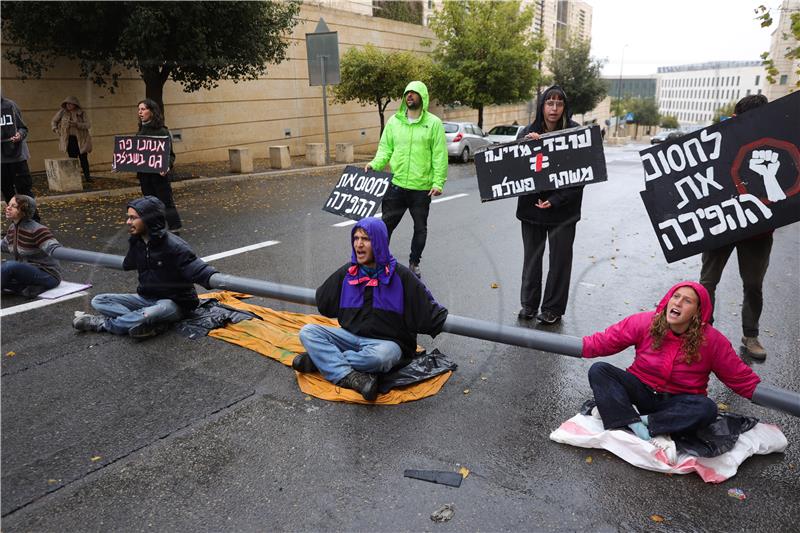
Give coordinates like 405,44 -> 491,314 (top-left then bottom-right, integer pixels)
1,261 -> 59,295
298,324 -> 403,384
588,362 -> 718,436
91,293 -> 182,335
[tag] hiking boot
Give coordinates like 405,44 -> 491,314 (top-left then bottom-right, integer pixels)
72,311 -> 106,332
536,310 -> 561,325
518,306 -> 536,320
338,370 -> 379,401
409,262 -> 421,277
291,352 -> 318,373
129,322 -> 170,338
741,336 -> 767,361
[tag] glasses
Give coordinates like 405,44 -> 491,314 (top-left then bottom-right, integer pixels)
544,101 -> 564,109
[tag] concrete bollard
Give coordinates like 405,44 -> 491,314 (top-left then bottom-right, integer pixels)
228,147 -> 253,173
335,142 -> 354,163
306,143 -> 326,166
269,145 -> 291,169
44,158 -> 83,192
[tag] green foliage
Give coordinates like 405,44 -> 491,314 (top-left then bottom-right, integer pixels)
426,0 -> 546,128
610,96 -> 631,118
1,1 -> 300,112
627,98 -> 660,126
756,5 -> 800,87
373,0 -> 423,25
546,38 -> 607,115
660,115 -> 679,129
332,44 -> 430,134
712,101 -> 737,124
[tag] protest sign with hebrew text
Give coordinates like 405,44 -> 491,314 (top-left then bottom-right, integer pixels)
639,91 -> 800,263
474,124 -> 607,202
113,135 -> 171,173
323,165 -> 392,221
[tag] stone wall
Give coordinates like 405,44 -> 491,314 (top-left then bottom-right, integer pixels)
1,3 -> 533,173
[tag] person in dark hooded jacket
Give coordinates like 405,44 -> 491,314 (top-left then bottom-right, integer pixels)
72,196 -> 217,337
515,85 -> 583,325
295,217 -> 448,401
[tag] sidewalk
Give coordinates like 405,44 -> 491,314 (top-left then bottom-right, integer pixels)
30,154 -> 372,204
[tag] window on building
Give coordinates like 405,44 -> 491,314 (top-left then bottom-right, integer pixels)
755,75 -> 760,85
758,88 -> 762,94
746,89 -> 751,95
780,74 -> 788,85
737,76 -> 740,85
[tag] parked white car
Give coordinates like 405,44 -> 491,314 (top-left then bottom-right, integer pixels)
486,124 -> 525,144
443,122 -> 492,163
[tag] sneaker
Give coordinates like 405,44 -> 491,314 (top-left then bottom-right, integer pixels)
409,262 -> 421,277
291,352 -> 318,373
518,306 -> 536,320
536,310 -> 561,325
128,322 -> 170,338
649,435 -> 678,465
20,286 -> 47,299
741,336 -> 767,360
338,370 -> 379,401
72,311 -> 106,332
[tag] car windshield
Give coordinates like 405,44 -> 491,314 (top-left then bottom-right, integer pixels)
443,123 -> 459,134
488,126 -> 519,136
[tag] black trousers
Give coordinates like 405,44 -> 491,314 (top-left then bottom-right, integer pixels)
700,235 -> 773,337
1,160 -> 40,222
588,362 -> 718,437
137,172 -> 182,230
66,135 -> 91,181
381,184 -> 431,265
520,220 -> 576,315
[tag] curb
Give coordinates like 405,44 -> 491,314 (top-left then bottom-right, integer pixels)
31,162 -> 359,205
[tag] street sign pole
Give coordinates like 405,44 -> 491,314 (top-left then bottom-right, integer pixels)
320,56 -> 330,164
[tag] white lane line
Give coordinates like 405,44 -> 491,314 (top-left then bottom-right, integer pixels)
330,193 -> 469,227
201,240 -> 280,262
1,291 -> 88,317
1,240 -> 281,316
432,192 -> 468,204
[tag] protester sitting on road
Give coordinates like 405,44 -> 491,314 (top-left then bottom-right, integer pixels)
51,96 -> 93,184
134,99 -> 182,231
700,94 -> 773,360
582,281 -> 761,442
72,196 -> 216,338
1,195 -> 61,298
516,85 -> 584,325
295,217 -> 448,401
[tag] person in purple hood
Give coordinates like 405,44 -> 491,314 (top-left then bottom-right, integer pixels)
295,217 -> 448,400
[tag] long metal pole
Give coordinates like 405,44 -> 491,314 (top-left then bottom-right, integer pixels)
614,45 -> 626,138
46,246 -> 800,417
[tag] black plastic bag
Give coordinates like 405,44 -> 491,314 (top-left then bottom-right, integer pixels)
377,349 -> 458,393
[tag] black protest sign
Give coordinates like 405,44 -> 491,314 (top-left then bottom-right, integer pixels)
323,165 -> 392,221
639,91 -> 800,263
474,124 -> 607,202
113,135 -> 171,173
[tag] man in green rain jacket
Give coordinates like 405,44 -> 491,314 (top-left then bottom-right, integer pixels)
366,80 -> 448,278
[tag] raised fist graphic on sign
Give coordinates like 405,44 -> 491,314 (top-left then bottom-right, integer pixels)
749,149 -> 786,202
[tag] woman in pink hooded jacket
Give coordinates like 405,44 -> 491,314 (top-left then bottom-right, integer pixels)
582,281 -> 761,440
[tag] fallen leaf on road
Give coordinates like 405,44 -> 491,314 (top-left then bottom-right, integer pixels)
650,515 -> 665,523
431,504 -> 455,522
6,351 -> 15,357
490,282 -> 499,289
458,466 -> 470,478
90,456 -> 102,462
717,402 -> 729,412
463,389 -> 470,395
585,456 -> 593,464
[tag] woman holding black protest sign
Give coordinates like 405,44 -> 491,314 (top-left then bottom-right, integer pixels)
516,85 -> 583,325
135,99 -> 181,231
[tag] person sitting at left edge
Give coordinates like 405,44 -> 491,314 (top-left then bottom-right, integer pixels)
72,196 -> 217,338
582,281 -> 760,443
296,217 -> 448,401
1,195 -> 62,298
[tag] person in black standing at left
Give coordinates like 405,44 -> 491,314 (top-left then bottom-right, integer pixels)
1,94 -> 40,222
135,98 -> 182,231
515,85 -> 583,325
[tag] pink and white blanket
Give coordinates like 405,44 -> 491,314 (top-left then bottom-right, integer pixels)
549,413 -> 787,483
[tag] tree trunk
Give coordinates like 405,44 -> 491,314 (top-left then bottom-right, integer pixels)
477,105 -> 484,130
140,65 -> 172,119
378,98 -> 389,137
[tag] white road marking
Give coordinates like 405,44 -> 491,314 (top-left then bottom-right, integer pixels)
1,240 -> 281,316
330,193 -> 469,227
201,240 -> 280,262
1,291 -> 88,317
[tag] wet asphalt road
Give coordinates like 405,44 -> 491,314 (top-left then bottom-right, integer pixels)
2,144 -> 799,531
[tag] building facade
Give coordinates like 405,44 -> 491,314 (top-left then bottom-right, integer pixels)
764,0 -> 800,102
655,61 -> 765,126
